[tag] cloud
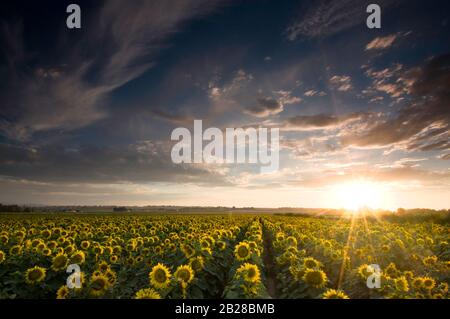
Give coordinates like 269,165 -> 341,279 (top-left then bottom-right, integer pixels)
342,53 -> 450,151
304,90 -> 327,97
275,90 -> 302,105
0,141 -> 232,186
290,166 -> 450,188
365,34 -> 398,50
244,97 -> 284,117
0,0 -> 224,141
151,109 -> 194,126
244,91 -> 301,118
329,75 -> 353,92
286,0 -> 399,40
363,63 -> 417,99
284,112 -> 367,130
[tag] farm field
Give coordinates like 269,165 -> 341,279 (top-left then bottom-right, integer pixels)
0,213 -> 449,299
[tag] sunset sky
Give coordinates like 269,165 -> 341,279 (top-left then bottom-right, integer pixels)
0,0 -> 449,209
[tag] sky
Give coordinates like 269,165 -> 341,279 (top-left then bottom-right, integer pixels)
0,0 -> 449,209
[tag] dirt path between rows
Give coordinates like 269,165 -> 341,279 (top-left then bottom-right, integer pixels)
260,217 -> 278,298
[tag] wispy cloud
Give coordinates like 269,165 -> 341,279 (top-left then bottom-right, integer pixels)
286,0 -> 400,40
0,0 -> 224,141
342,54 -> 450,151
365,34 -> 398,50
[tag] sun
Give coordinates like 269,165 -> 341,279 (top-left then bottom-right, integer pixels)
333,181 -> 383,211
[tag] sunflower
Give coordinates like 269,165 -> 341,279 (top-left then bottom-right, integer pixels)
357,264 -> 373,280
174,265 -> 194,285
52,253 -> 69,271
384,263 -> 399,278
422,277 -> 436,290
236,263 -> 261,283
189,256 -> 205,273
322,289 -> 349,299
438,282 -> 448,293
92,246 -> 104,255
216,240 -> 227,251
89,275 -> 110,297
181,244 -> 195,259
105,269 -> 117,285
303,257 -> 320,269
47,241 -> 58,249
423,256 -> 437,267
135,288 -> 161,299
234,242 -> 251,261
70,251 -> 86,265
98,261 -> 110,273
149,263 -> 172,289
0,250 -> 5,264
110,255 -> 119,263
302,269 -> 328,288
9,244 -> 23,256
412,277 -> 424,290
80,240 -> 90,250
0,234 -> 8,245
56,285 -> 70,299
25,266 -> 46,284
394,276 -> 409,292
286,236 -> 297,247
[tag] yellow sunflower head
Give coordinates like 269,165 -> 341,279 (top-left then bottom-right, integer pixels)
25,266 -> 46,284
189,256 -> 205,273
216,241 -> 227,251
97,261 -> 110,273
135,288 -> 161,299
286,236 -> 297,247
56,285 -> 70,299
357,264 -> 370,279
105,269 -> 117,285
412,277 -> 424,290
394,276 -> 409,292
70,251 -> 86,265
234,242 -> 251,261
302,269 -> 328,288
80,241 -> 90,250
149,263 -> 171,289
237,263 -> 261,284
89,274 -> 110,297
303,257 -> 320,269
0,250 -> 5,264
174,265 -> 194,285
9,244 -> 23,256
423,256 -> 437,267
422,277 -> 436,290
322,289 -> 349,299
52,253 -> 69,271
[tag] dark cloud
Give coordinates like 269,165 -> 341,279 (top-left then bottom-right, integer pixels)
342,53 -> 450,151
0,142 -> 231,186
244,97 -> 283,117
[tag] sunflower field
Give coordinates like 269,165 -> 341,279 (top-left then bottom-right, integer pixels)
0,213 -> 448,299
